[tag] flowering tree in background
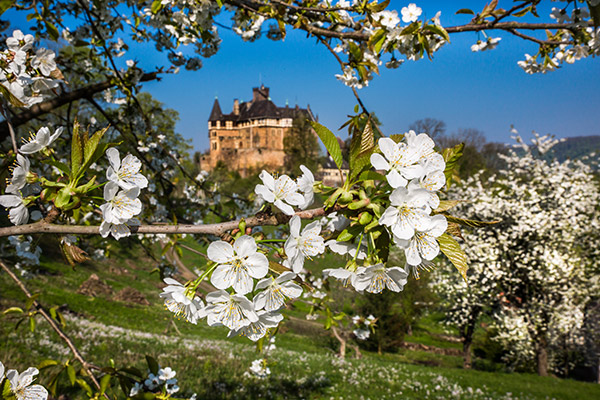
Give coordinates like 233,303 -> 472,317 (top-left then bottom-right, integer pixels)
0,1 -> 599,398
433,132 -> 600,375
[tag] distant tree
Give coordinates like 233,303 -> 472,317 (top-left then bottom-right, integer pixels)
283,116 -> 321,174
408,118 -> 446,139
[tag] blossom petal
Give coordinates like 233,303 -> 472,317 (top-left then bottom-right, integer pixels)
208,241 -> 234,263
233,235 -> 257,258
370,153 -> 390,171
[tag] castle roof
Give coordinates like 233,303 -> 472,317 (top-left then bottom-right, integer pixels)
209,85 -> 314,123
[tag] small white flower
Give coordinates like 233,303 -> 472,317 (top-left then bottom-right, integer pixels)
106,148 -> 148,190
395,214 -> 447,266
159,278 -> 206,324
6,367 -> 48,400
255,170 -> 304,215
401,3 -> 422,23
353,328 -> 370,340
354,264 -> 408,294
254,271 -> 303,311
228,310 -> 283,341
100,182 -> 142,224
0,193 -> 29,225
129,382 -> 143,397
6,30 -> 34,52
370,137 -> 427,188
325,240 -> 366,259
249,359 -> 270,378
6,154 -> 30,194
144,374 -> 160,390
323,266 -> 366,289
379,186 -> 432,240
208,235 -> 269,295
158,367 -> 176,381
205,290 -> 259,330
284,216 -> 325,273
20,127 -> 64,154
296,165 -> 315,209
165,379 -> 179,395
408,171 -> 445,209
31,48 -> 57,76
373,10 -> 400,29
99,217 -> 140,240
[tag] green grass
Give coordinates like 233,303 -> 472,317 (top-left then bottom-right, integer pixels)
2,240 -> 600,399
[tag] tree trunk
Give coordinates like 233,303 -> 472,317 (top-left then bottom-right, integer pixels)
463,336 -> 473,369
462,319 -> 476,369
536,337 -> 549,376
331,326 -> 346,359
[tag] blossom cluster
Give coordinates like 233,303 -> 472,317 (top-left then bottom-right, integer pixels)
254,165 -> 315,215
352,314 -> 376,341
0,30 -> 61,107
129,365 -> 180,397
99,148 -> 147,239
0,126 -> 63,225
0,361 -> 48,400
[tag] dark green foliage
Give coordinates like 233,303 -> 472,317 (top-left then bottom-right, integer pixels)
284,117 -> 322,174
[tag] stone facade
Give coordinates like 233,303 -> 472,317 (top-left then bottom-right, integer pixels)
200,86 -> 314,177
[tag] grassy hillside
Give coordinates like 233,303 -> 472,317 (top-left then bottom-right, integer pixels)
2,238 -> 600,399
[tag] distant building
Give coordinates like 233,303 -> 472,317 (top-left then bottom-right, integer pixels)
321,156 -> 349,187
200,85 -> 315,176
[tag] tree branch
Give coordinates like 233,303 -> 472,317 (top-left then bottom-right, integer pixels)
0,258 -> 107,397
0,207 -> 329,237
0,72 -> 160,139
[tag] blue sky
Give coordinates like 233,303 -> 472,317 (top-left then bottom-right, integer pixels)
7,1 -> 600,151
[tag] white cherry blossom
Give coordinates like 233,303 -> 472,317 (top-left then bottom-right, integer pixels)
370,137 -> 426,188
253,271 -> 303,311
6,154 -> 30,194
296,165 -> 315,210
373,10 -> 400,29
99,217 -> 141,240
0,192 -> 29,225
106,148 -> 148,190
31,48 -> 57,76
401,3 -> 422,23
159,278 -> 206,324
354,264 -> 408,294
6,30 -> 34,52
408,171 -> 446,209
6,367 -> 48,400
20,126 -> 64,154
254,170 -> 304,215
208,235 -> 269,294
284,216 -> 325,273
205,290 -> 259,330
379,186 -> 432,240
228,310 -> 283,341
325,239 -> 366,260
323,266 -> 366,289
100,182 -> 142,224
394,214 -> 448,266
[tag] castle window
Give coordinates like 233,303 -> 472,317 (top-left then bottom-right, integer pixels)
212,143 -> 217,150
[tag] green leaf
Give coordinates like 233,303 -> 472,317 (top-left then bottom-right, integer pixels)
29,316 -> 35,332
0,0 -> 15,15
368,29 -> 387,54
71,123 -> 83,178
76,378 -> 93,397
145,355 -> 159,375
442,143 -> 464,188
38,359 -> 59,369
3,306 -> 24,315
118,367 -> 144,378
0,84 -> 26,107
455,8 -> 475,15
513,6 -> 532,17
100,373 -> 111,394
437,233 -> 468,282
433,200 -> 460,213
150,0 -> 162,14
55,187 -> 72,209
25,293 -> 39,311
310,122 -> 343,169
45,21 -> 59,40
2,379 -> 12,399
67,365 -> 76,386
445,215 -> 500,228
337,224 -> 362,242
423,24 -> 450,42
356,170 -> 385,183
349,120 -> 376,181
84,128 -> 106,164
389,133 -> 404,143
45,159 -> 71,176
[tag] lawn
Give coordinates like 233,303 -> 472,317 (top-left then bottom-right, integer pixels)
1,238 -> 599,399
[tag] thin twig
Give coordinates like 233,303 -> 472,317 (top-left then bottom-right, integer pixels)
178,243 -> 209,259
0,259 -> 107,398
0,102 -> 18,153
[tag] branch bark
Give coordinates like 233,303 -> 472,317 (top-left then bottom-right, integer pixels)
0,207 -> 328,237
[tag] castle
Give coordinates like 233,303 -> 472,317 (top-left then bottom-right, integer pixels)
200,85 -> 315,176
